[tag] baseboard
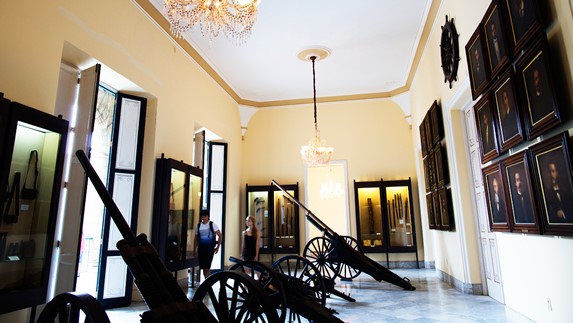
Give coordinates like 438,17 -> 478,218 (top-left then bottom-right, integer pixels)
437,269 -> 484,295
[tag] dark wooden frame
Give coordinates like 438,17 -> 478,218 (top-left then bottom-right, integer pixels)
424,114 -> 434,151
423,156 -> 431,193
483,0 -> 510,78
529,132 -> 573,236
491,68 -> 524,152
466,26 -> 490,100
434,144 -> 448,188
432,191 -> 441,230
483,162 -> 511,231
502,0 -> 543,55
419,119 -> 428,157
426,193 -> 437,230
437,187 -> 454,231
501,151 -> 540,233
429,149 -> 437,191
430,100 -> 443,146
515,34 -> 560,140
474,92 -> 499,163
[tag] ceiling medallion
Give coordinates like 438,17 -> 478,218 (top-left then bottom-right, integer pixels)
440,15 -> 460,89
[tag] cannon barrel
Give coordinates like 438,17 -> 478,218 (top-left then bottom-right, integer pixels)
272,180 -> 416,291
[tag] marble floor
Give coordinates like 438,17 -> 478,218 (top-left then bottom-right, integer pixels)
106,268 -> 533,322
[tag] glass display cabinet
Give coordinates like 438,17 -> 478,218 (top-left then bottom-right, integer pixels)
0,99 -> 68,314
151,156 -> 203,272
245,183 -> 299,256
353,178 -> 418,267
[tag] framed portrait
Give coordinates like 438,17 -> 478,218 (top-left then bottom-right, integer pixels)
432,191 -> 442,230
483,0 -> 510,77
430,100 -> 443,146
491,68 -> 524,152
424,114 -> 434,151
515,35 -> 560,140
529,132 -> 573,236
434,144 -> 448,188
423,157 -> 431,193
501,151 -> 540,233
474,93 -> 499,163
428,149 -> 436,191
419,119 -> 428,157
437,187 -> 454,231
502,0 -> 543,55
465,27 -> 490,100
483,162 -> 511,231
426,193 -> 437,230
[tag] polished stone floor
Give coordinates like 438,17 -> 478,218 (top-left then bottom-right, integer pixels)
106,268 -> 533,322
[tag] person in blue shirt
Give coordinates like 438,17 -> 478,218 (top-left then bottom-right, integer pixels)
193,209 -> 222,278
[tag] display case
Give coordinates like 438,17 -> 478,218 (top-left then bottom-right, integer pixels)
151,156 -> 203,272
0,98 -> 68,314
353,178 -> 418,266
246,183 -> 299,256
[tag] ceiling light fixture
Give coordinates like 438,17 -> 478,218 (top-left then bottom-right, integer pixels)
163,0 -> 260,44
299,48 -> 334,166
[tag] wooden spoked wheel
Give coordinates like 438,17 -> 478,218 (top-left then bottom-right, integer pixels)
36,292 -> 110,323
337,236 -> 364,280
192,270 -> 280,322
302,236 -> 340,281
230,260 -> 287,322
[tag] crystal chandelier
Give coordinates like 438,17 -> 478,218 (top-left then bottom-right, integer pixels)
163,0 -> 260,44
320,168 -> 343,199
300,50 -> 334,166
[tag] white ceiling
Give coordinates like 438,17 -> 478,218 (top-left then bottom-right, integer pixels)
148,0 -> 433,105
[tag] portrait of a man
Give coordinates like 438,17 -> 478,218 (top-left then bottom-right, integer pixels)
524,57 -> 554,126
477,101 -> 496,156
537,150 -> 573,224
506,162 -> 535,224
508,0 -> 537,45
467,35 -> 487,96
486,14 -> 506,71
487,173 -> 507,224
495,79 -> 520,143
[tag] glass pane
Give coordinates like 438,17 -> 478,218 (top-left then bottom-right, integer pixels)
357,187 -> 383,248
0,122 -> 61,291
273,190 -> 295,252
186,173 -> 202,259
386,186 -> 413,247
247,190 -> 269,250
167,168 -> 185,263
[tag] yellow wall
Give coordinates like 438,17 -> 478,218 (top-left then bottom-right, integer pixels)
241,99 -> 420,262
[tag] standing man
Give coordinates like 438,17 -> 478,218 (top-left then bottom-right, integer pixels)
194,209 -> 223,279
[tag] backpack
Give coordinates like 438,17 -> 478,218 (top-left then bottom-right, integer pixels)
197,221 -> 215,241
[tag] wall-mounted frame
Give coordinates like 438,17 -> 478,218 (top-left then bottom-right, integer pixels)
502,0 -> 543,55
428,149 -> 437,191
474,92 -> 499,163
430,100 -> 443,146
483,0 -> 510,78
419,119 -> 428,157
483,162 -> 511,231
432,191 -> 441,230
434,144 -> 448,188
515,35 -> 560,140
426,193 -> 437,230
501,151 -> 539,233
437,187 -> 454,231
423,157 -> 431,193
466,26 -> 490,99
529,132 -> 573,236
491,68 -> 524,152
424,114 -> 434,151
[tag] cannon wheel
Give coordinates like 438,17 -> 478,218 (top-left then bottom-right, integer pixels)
272,255 -> 326,308
192,270 -> 280,322
337,235 -> 364,280
36,292 -> 110,323
230,260 -> 287,322
302,236 -> 340,280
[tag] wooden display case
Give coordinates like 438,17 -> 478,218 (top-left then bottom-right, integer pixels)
0,98 -> 68,314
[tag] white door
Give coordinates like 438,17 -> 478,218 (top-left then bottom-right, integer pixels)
464,107 -> 505,303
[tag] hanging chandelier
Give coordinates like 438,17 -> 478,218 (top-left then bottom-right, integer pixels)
163,0 -> 260,44
299,48 -> 334,166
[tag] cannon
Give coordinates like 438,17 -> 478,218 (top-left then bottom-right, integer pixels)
228,255 -> 345,323
37,150 -> 279,322
272,180 -> 416,291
